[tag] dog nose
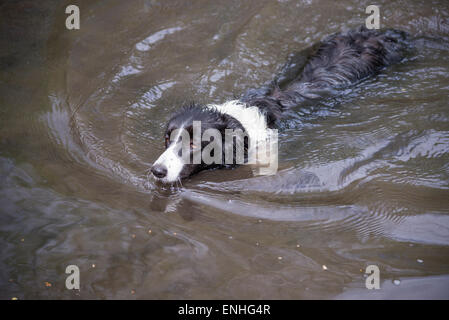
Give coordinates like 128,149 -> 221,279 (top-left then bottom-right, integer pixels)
151,164 -> 167,179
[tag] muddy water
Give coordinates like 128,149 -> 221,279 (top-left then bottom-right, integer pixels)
1,0 -> 449,299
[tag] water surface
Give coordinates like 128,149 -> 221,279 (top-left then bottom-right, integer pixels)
1,0 -> 449,299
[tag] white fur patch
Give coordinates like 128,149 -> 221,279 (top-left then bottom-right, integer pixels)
206,100 -> 269,147
153,130 -> 184,182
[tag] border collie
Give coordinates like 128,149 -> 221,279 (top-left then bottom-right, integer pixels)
151,26 -> 408,183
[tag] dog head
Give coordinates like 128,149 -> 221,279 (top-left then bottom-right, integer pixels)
151,103 -> 246,183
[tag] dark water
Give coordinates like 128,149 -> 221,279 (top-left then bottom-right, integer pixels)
1,0 -> 449,299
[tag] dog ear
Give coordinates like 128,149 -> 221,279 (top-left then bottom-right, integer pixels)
216,113 -> 237,132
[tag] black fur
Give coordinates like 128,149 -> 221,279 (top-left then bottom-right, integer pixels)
242,26 -> 409,121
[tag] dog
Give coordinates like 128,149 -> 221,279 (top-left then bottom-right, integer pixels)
151,26 -> 409,183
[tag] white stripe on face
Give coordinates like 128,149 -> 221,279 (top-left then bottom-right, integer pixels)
153,129 -> 185,182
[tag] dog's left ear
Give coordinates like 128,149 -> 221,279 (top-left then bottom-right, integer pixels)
218,113 -> 242,131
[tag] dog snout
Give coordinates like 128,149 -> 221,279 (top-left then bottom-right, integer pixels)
151,164 -> 167,179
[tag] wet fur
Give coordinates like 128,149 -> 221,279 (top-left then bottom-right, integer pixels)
242,26 -> 408,120
153,27 -> 409,181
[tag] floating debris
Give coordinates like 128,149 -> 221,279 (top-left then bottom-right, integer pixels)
296,244 -> 301,248
148,229 -> 152,234
92,264 -> 96,268
417,259 -> 423,263
44,281 -> 52,287
131,290 -> 135,295
20,238 -> 25,242
322,265 -> 328,270
393,279 -> 401,285
11,297 -> 18,300
131,234 -> 136,239
278,256 -> 283,260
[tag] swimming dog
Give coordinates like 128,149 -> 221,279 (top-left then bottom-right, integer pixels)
151,26 -> 408,183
